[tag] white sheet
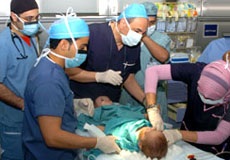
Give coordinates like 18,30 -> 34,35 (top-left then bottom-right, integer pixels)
75,129 -> 223,160
91,141 -> 223,160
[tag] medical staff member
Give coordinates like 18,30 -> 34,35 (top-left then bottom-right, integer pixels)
68,4 -> 163,130
68,3 -> 147,103
120,2 -> 171,122
0,0 -> 40,159
22,11 -> 120,160
198,37 -> 230,63
145,58 -> 230,157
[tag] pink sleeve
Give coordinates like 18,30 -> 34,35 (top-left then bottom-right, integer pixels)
197,120 -> 230,145
145,64 -> 172,93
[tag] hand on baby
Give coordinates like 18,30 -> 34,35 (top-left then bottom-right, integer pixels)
147,107 -> 164,131
74,98 -> 94,117
163,129 -> 182,146
95,136 -> 121,154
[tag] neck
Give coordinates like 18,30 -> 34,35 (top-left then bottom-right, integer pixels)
48,50 -> 65,68
110,22 -> 123,50
10,23 -> 24,37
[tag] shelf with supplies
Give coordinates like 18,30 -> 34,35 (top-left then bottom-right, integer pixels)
156,17 -> 198,54
154,2 -> 199,52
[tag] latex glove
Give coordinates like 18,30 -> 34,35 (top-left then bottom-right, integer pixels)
74,98 -> 94,117
95,136 -> 121,153
95,70 -> 123,86
163,129 -> 182,146
147,107 -> 164,131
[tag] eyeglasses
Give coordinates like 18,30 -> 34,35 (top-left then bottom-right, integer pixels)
19,14 -> 41,22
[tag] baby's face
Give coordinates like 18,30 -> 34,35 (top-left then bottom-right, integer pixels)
94,96 -> 113,108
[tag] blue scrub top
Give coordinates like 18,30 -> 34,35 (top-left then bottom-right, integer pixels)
198,37 -> 230,64
171,62 -> 229,153
23,57 -> 77,160
0,27 -> 38,127
70,22 -> 141,102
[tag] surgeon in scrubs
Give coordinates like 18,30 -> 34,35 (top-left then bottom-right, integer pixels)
198,37 -> 230,63
0,0 -> 40,159
68,4 -> 163,130
71,3 -> 165,131
68,4 -> 147,102
120,2 -> 171,122
22,10 -> 120,160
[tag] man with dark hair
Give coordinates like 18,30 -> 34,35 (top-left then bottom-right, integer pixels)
0,0 -> 40,159
22,14 -> 120,160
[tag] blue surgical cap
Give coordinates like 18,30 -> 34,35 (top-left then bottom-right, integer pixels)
49,17 -> 89,39
142,2 -> 158,16
118,3 -> 148,20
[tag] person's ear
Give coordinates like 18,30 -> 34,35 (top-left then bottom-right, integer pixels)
60,39 -> 71,51
119,19 -> 127,29
138,141 -> 142,150
10,12 -> 18,22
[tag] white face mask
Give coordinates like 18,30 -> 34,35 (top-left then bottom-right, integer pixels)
117,14 -> 142,47
198,92 -> 224,105
147,25 -> 156,37
120,30 -> 142,46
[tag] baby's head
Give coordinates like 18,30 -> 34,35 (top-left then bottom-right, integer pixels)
222,50 -> 230,62
138,127 -> 168,159
94,96 -> 113,108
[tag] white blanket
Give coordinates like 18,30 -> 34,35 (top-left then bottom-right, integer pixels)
75,129 -> 223,160
90,141 -> 223,160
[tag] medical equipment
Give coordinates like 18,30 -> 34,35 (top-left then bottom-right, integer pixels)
11,31 -> 38,59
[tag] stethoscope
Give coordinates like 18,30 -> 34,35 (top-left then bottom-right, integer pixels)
10,31 -> 39,60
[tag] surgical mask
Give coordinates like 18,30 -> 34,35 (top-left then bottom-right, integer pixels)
35,8 -> 88,68
117,14 -> 142,46
62,13 -> 88,68
65,50 -> 87,68
48,49 -> 87,68
198,92 -> 224,105
147,25 -> 156,37
15,14 -> 40,36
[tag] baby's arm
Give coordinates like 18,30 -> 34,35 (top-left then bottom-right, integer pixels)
96,125 -> 105,131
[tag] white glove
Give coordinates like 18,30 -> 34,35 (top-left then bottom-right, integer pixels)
84,123 -> 106,137
74,98 -> 94,117
95,70 -> 123,86
147,107 -> 164,131
163,129 -> 182,146
95,136 -> 121,153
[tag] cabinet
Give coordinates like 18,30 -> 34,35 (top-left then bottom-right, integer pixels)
166,80 -> 187,128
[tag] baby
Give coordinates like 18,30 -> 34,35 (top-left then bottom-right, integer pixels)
93,96 -> 168,159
